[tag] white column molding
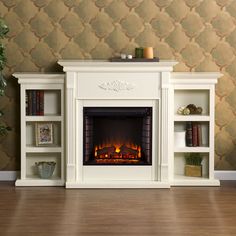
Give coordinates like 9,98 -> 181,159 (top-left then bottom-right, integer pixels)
160,72 -> 172,181
75,100 -> 83,182
65,72 -> 76,182
20,85 -> 26,179
209,85 -> 215,180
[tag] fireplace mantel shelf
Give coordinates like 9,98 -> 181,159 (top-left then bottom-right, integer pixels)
58,60 -> 178,72
14,60 -> 222,188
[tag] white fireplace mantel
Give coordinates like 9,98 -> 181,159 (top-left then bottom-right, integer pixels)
58,60 -> 178,188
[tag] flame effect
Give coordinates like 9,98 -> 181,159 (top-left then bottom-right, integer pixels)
94,142 -> 142,164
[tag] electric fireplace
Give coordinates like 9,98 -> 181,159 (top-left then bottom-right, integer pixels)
58,60 -> 178,188
83,107 -> 152,165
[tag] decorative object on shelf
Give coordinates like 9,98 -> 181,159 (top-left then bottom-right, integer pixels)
35,122 -> 53,146
127,54 -> 132,59
0,19 -> 10,136
135,47 -> 143,58
186,104 -> 203,114
120,53 -> 126,59
111,46 -> 158,62
143,47 -> 154,59
177,106 -> 185,115
35,161 -> 56,179
183,107 -> 190,115
110,57 -> 159,62
177,104 -> 203,115
184,153 -> 203,177
196,106 -> 203,114
174,131 -> 186,147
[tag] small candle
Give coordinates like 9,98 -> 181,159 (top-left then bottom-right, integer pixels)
135,48 -> 143,58
120,53 -> 126,59
143,47 -> 154,59
127,54 -> 133,59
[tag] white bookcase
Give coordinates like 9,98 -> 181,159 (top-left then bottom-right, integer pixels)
13,73 -> 65,186
170,72 -> 221,186
13,68 -> 221,187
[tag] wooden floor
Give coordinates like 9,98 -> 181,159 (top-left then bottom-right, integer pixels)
0,181 -> 236,236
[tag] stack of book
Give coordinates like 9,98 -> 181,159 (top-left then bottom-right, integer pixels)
186,122 -> 202,147
26,90 -> 44,116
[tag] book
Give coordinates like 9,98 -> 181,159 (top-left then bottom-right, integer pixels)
39,90 -> 44,115
32,90 -> 37,115
197,123 -> 202,146
192,122 -> 198,147
25,91 -> 29,115
28,91 -> 32,115
36,90 -> 40,115
186,121 -> 193,147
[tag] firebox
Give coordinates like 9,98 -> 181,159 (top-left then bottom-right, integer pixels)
83,107 -> 152,165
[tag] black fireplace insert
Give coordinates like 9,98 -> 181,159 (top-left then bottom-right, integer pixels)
83,107 -> 152,165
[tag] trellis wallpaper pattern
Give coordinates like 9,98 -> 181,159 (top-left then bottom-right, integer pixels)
0,0 -> 236,170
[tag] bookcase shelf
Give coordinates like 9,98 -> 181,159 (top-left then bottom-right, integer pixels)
26,147 -> 62,153
172,175 -> 219,186
174,115 -> 210,121
171,72 -> 221,186
25,116 -> 62,122
13,73 -> 65,187
174,147 -> 210,153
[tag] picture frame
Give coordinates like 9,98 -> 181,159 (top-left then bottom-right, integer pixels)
35,122 -> 53,146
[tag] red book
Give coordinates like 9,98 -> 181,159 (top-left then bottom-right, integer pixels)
39,90 -> 44,116
192,122 -> 198,147
25,91 -> 29,115
36,90 -> 40,115
197,123 -> 202,146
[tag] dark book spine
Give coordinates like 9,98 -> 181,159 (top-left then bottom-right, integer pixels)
32,90 -> 37,116
192,122 -> 198,147
25,91 -> 29,115
28,91 -> 32,116
197,123 -> 202,146
39,90 -> 44,116
36,90 -> 40,115
186,121 -> 193,147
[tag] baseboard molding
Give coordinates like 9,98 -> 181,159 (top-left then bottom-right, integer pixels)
215,171 -> 236,180
0,171 -> 19,181
0,171 -> 235,181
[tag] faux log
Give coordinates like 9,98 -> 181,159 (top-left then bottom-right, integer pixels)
97,146 -> 116,156
120,145 -> 138,155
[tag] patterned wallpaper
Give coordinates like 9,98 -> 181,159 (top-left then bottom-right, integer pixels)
0,0 -> 236,170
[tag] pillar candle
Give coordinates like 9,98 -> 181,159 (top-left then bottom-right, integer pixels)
143,47 -> 154,59
135,48 -> 143,58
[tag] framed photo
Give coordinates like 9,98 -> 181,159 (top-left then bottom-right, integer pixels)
35,122 -> 53,146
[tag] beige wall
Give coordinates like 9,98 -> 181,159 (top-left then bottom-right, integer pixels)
0,0 -> 235,170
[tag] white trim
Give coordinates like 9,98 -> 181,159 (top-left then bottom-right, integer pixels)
214,171 -> 236,180
15,179 -> 64,186
66,181 -> 170,189
0,171 -> 19,181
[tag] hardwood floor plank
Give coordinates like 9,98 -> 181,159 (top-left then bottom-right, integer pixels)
0,181 -> 236,236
